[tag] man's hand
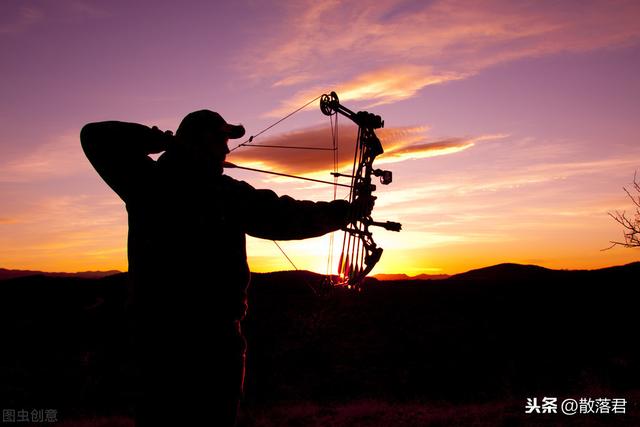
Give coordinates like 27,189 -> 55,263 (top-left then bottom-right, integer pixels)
148,126 -> 175,154
350,194 -> 376,220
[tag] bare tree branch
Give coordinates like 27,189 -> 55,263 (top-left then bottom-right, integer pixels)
604,171 -> 640,250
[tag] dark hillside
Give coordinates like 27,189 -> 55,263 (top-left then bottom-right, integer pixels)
1,263 -> 638,424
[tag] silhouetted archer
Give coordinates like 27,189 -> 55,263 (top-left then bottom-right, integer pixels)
81,91 -> 403,426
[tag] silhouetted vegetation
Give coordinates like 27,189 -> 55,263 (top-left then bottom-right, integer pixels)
608,172 -> 640,249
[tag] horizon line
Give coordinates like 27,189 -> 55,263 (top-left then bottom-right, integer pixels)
2,260 -> 639,278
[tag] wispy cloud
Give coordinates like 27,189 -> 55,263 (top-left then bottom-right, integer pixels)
64,0 -> 111,19
272,74 -> 315,88
0,5 -> 44,34
0,130 -> 89,183
245,0 -> 640,111
266,66 -> 466,117
380,133 -> 508,164
0,0 -> 109,36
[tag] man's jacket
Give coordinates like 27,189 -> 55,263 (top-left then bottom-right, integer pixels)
81,121 -> 349,323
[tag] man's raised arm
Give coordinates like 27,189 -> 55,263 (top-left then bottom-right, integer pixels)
80,121 -> 173,202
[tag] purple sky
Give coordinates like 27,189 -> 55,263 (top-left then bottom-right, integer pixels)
1,0 -> 639,274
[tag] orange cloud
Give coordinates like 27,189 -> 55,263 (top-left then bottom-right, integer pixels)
266,66 -> 466,117
380,133 -> 508,164
228,123 -> 501,177
228,124 -> 354,176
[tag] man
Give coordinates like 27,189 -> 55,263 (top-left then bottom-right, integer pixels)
81,110 -> 360,426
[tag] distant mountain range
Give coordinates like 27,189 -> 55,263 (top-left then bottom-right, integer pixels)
449,261 -> 640,281
3,262 -> 639,282
373,273 -> 450,280
0,268 -> 122,281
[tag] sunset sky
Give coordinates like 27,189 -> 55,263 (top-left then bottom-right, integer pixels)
1,0 -> 639,275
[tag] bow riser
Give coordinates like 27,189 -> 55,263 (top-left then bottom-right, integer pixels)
320,92 -> 402,289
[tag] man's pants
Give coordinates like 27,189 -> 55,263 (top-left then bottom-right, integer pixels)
133,319 -> 246,427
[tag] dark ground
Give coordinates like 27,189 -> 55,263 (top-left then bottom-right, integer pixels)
1,262 -> 639,426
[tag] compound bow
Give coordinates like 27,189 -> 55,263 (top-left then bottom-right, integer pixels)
229,91 -> 401,289
319,92 -> 401,288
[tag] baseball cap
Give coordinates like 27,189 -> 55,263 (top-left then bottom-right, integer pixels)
176,110 -> 245,140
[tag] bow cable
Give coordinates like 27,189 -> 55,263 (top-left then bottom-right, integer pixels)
229,94 -> 323,153
227,93 -> 340,292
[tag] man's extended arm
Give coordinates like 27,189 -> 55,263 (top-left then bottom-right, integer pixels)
223,177 -> 351,240
80,121 -> 173,202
